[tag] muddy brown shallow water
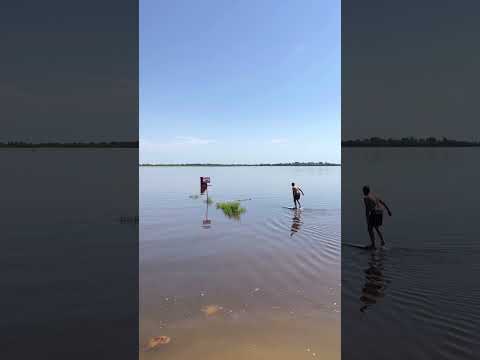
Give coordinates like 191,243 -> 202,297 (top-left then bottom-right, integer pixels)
140,166 -> 340,359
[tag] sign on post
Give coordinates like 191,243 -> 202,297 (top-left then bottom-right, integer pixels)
201,176 -> 212,228
200,176 -> 210,194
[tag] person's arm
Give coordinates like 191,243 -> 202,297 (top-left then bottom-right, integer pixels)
299,187 -> 304,196
379,199 -> 392,216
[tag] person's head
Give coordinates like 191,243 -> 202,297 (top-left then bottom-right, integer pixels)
362,185 -> 370,196
291,182 -> 295,187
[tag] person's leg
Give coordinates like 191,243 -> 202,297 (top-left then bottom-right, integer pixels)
297,198 -> 302,208
293,196 -> 297,208
375,226 -> 385,246
367,224 -> 376,248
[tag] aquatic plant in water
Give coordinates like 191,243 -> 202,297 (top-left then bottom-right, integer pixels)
216,201 -> 246,219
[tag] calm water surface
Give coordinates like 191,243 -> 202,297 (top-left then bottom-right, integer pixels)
1,149 -> 138,359
140,166 -> 340,359
342,148 -> 480,360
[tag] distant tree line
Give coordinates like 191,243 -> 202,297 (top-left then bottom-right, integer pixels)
0,141 -> 138,148
342,137 -> 480,147
140,161 -> 340,167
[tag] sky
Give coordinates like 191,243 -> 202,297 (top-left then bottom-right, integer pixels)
140,0 -> 340,163
343,0 -> 480,141
2,0 -> 137,142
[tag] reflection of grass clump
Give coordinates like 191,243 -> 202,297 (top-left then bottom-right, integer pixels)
216,201 -> 246,219
189,194 -> 199,199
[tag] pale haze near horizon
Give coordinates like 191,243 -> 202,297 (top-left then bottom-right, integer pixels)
140,0 -> 340,164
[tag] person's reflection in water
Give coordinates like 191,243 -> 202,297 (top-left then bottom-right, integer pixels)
360,250 -> 388,313
290,209 -> 302,237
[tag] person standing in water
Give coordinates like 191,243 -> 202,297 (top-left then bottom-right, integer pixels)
363,185 -> 392,249
292,182 -> 304,209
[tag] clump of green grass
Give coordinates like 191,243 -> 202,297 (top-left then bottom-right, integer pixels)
216,201 -> 246,219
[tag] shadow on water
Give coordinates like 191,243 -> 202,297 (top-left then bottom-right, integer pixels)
359,249 -> 389,313
290,209 -> 303,237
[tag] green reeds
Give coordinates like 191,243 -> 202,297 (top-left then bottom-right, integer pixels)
216,201 -> 246,219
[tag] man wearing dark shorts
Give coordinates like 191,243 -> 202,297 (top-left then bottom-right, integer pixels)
363,185 -> 392,249
292,182 -> 304,209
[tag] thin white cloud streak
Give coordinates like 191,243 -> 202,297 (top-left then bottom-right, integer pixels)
174,136 -> 215,145
141,136 -> 215,150
270,138 -> 288,144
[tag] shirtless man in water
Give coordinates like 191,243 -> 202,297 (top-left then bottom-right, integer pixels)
363,185 -> 392,249
292,182 -> 304,209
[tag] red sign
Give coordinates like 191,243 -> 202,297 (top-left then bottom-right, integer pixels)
200,176 -> 210,194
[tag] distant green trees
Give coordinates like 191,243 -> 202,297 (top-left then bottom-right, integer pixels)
140,162 -> 340,167
0,141 -> 138,148
342,137 -> 480,147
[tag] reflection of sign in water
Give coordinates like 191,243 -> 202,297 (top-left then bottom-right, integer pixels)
202,203 -> 212,229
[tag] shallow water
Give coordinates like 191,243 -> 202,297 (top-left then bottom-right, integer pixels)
1,149 -> 138,359
342,148 -> 480,360
140,166 -> 340,359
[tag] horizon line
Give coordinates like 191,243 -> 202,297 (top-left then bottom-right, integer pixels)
140,162 -> 341,167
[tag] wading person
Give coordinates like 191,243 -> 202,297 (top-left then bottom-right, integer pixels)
363,185 -> 392,249
291,182 -> 304,209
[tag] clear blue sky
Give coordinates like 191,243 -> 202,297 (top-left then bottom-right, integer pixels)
140,0 -> 340,163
